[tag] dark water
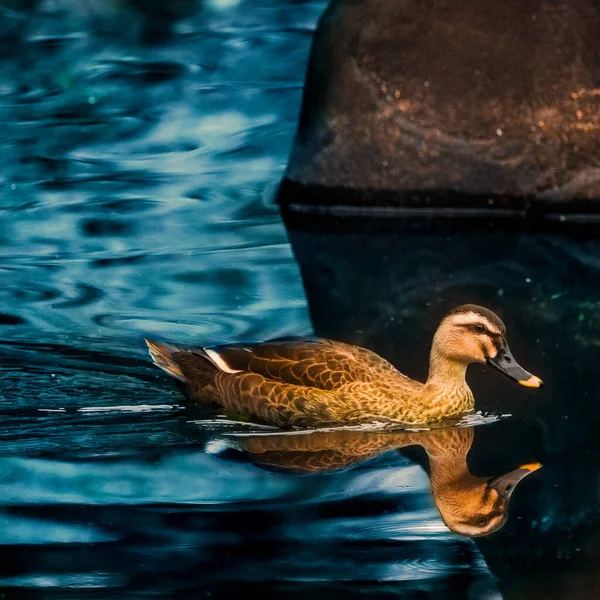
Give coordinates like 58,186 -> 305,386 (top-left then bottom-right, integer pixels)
2,1 -> 600,598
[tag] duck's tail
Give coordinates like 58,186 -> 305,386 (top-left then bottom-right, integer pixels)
145,339 -> 187,381
145,339 -> 223,404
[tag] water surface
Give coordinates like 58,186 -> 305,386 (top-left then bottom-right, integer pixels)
1,1 -> 600,598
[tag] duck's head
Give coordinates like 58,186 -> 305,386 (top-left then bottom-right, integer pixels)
437,462 -> 541,537
432,304 -> 543,388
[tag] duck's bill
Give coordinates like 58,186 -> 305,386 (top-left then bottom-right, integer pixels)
487,345 -> 543,388
490,462 -> 542,500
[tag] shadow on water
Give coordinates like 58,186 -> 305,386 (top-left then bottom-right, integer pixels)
280,186 -> 600,599
1,1 -> 600,598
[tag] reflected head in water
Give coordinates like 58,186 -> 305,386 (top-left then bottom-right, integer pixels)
434,305 -> 543,389
146,305 -> 542,428
434,462 -> 540,538
423,427 -> 541,537
234,426 -> 541,538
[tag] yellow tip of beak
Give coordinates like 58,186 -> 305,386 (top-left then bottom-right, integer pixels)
519,375 -> 543,388
519,462 -> 542,472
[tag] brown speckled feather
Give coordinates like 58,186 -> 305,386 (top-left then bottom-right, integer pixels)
213,372 -> 342,427
148,338 -> 426,427
214,339 -> 418,391
206,339 -> 422,427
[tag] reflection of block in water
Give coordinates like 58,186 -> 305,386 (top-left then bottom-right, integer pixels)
282,206 -> 600,583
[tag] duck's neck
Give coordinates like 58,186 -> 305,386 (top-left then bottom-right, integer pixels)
421,429 -> 487,526
419,349 -> 474,417
422,428 -> 473,487
426,349 -> 469,388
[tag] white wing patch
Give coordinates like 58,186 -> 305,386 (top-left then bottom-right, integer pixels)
204,348 -> 243,374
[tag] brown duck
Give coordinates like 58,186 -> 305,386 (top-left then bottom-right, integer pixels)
236,427 -> 541,537
146,304 -> 542,428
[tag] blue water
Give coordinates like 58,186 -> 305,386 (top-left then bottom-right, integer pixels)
1,1 -> 599,598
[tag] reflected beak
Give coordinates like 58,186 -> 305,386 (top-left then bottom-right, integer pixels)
487,344 -> 543,388
490,462 -> 542,501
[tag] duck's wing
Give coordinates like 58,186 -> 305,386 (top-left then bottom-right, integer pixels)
205,338 -> 419,391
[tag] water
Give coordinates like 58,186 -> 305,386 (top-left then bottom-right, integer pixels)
2,1 -> 600,598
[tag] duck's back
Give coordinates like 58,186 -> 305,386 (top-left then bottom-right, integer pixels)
147,337 -> 422,426
224,338 -> 413,386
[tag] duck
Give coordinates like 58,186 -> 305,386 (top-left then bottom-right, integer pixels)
236,426 -> 541,537
146,304 -> 542,428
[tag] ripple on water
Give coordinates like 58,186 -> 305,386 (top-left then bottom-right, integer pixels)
0,0 -> 319,353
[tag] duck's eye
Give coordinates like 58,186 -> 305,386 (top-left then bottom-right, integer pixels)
476,517 -> 488,527
474,324 -> 486,334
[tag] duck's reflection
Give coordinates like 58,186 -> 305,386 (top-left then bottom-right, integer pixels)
236,426 -> 540,538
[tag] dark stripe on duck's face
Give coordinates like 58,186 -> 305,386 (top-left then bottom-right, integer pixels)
490,335 -> 504,355
458,324 -> 503,358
